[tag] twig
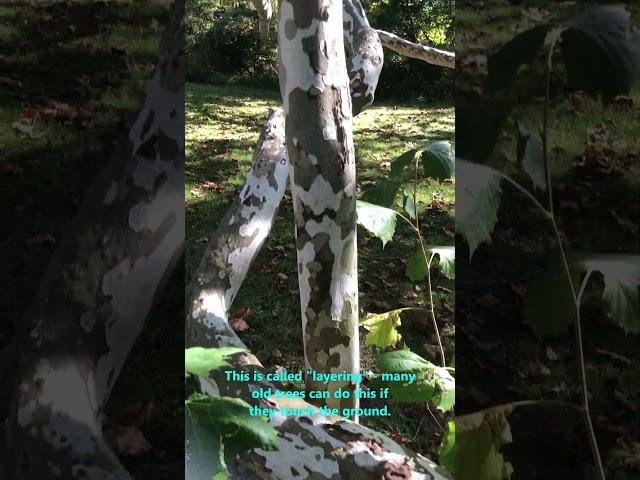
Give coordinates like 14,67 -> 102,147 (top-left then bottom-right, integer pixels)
542,39 -> 605,480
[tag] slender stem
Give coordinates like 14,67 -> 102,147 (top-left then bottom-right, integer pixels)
425,251 -> 446,367
411,154 -> 446,367
498,172 -> 552,219
542,40 -> 605,480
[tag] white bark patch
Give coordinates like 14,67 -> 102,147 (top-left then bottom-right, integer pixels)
255,432 -> 340,478
297,175 -> 342,215
18,359 -> 99,454
305,216 -> 357,322
129,68 -> 183,153
128,184 -> 182,233
97,195 -> 183,401
278,2 -> 319,112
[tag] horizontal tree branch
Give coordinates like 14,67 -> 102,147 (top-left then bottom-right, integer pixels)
375,29 -> 455,69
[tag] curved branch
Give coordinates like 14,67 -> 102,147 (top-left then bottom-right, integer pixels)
343,0 -> 384,114
375,29 -> 455,69
7,2 -> 185,478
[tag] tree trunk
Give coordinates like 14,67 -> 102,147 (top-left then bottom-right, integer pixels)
278,0 -> 360,412
5,2 -> 185,478
376,29 -> 455,69
250,0 -> 273,36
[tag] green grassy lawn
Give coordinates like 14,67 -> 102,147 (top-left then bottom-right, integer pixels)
185,82 -> 455,457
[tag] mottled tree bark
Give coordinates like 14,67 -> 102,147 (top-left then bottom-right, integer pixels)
376,29 -> 455,69
5,2 -> 185,479
188,108 -> 288,352
278,0 -> 360,411
189,285 -> 450,479
343,0 -> 384,114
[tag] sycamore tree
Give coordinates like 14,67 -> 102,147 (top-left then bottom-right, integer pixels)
187,0 -> 455,478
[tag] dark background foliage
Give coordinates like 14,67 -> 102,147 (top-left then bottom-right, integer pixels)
185,0 -> 454,101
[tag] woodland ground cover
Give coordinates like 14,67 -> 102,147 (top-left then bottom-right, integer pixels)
185,82 -> 455,457
456,1 -> 640,478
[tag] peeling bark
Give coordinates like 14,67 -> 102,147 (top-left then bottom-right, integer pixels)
343,0 -> 384,115
278,0 -> 360,411
5,2 -> 185,478
187,108 -> 288,351
376,29 -> 455,69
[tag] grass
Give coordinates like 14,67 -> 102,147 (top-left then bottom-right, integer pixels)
185,82 -> 455,458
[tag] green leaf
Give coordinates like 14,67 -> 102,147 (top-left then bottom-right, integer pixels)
524,254 -> 640,336
420,141 -> 455,181
561,6 -> 640,101
185,408 -> 226,479
429,246 -> 455,280
185,347 -> 247,379
577,254 -> 640,332
405,248 -> 427,282
523,263 -> 577,337
356,200 -> 398,247
433,368 -> 455,412
456,160 -> 503,259
515,119 -> 546,191
185,395 -> 278,451
390,148 -> 420,179
455,407 -> 515,480
438,421 -> 455,473
378,349 -> 431,373
376,350 -> 454,408
402,189 -> 417,220
359,309 -> 404,347
362,181 -> 401,208
487,23 -> 553,92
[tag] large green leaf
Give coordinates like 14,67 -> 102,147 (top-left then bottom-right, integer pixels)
185,347 -> 247,379
376,349 -> 454,410
438,421 -> 455,474
515,119 -> 546,191
356,200 -> 398,247
378,349 -> 431,373
185,407 -> 226,480
430,246 -> 455,280
185,395 -> 278,451
361,180 -> 401,208
561,5 -> 640,101
390,148 -> 421,179
455,407 -> 514,480
524,254 -> 640,336
577,254 -> 640,332
420,141 -> 455,181
456,160 -> 503,259
405,247 -> 427,282
405,245 -> 455,282
487,23 -> 553,92
359,309 -> 404,347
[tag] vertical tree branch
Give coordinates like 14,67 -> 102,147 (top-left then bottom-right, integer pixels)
278,0 -> 360,411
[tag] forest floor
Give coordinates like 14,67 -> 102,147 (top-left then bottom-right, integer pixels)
457,2 -> 640,479
0,2 -> 183,478
185,82 -> 456,461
